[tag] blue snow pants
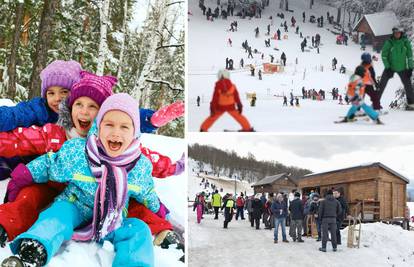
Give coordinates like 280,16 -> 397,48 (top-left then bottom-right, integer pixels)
346,102 -> 378,120
11,200 -> 154,267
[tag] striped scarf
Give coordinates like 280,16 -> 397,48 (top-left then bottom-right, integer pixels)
72,135 -> 141,241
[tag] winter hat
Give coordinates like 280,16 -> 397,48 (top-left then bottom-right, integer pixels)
354,65 -> 366,77
217,69 -> 230,80
361,52 -> 372,64
68,71 -> 116,108
392,26 -> 403,33
294,191 -> 301,198
326,189 -> 333,195
96,93 -> 140,139
40,60 -> 82,98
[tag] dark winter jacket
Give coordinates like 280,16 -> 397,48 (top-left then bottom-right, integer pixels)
289,198 -> 303,220
271,200 -> 288,218
0,97 -> 58,132
251,198 -> 263,219
318,195 -> 342,220
381,35 -> 413,72
336,196 -> 348,221
309,201 -> 320,221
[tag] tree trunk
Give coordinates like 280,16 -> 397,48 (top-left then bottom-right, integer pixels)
29,0 -> 59,99
8,2 -> 24,99
132,0 -> 169,106
96,0 -> 111,76
336,7 -> 341,25
117,0 -> 128,81
285,0 -> 289,11
309,0 -> 313,9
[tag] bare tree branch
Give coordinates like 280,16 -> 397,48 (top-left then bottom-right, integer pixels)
163,24 -> 179,42
167,1 -> 184,6
145,78 -> 184,91
156,43 -> 184,50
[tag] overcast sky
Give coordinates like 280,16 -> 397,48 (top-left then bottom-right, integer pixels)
188,134 -> 414,186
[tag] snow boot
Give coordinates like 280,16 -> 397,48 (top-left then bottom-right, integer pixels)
160,231 -> 181,249
375,118 -> 384,125
319,247 -> 327,252
18,239 -> 47,267
0,225 -> 7,248
333,247 -> 337,252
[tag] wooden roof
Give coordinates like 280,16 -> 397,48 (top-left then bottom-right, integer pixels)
301,162 -> 409,184
252,173 -> 298,187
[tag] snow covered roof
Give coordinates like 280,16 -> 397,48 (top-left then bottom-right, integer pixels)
252,173 -> 297,187
354,12 -> 399,37
302,162 -> 410,183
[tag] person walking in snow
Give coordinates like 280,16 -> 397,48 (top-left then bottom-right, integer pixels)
240,58 -> 244,68
225,57 -> 229,70
197,96 -> 201,107
251,194 -> 263,229
302,11 -> 305,23
248,47 -> 253,59
291,16 -> 296,27
235,193 -> 245,220
283,95 -> 288,106
200,70 -> 253,131
281,52 -> 287,66
377,26 -> 414,110
319,190 -> 342,252
289,192 -> 304,242
258,69 -> 262,80
290,91 -> 294,106
212,190 -> 222,220
332,57 -> 338,71
267,24 -> 270,35
271,194 -> 289,243
334,188 -> 348,246
270,54 -> 274,63
222,193 -> 235,229
228,38 -> 232,47
283,21 -> 288,32
309,193 -> 322,241
255,27 -> 259,38
277,29 -> 281,40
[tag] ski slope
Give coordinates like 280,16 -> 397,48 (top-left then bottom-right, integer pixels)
188,0 -> 414,131
0,132 -> 185,267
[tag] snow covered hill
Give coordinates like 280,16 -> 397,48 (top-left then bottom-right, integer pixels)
188,0 -> 414,131
189,207 -> 414,267
0,134 -> 185,267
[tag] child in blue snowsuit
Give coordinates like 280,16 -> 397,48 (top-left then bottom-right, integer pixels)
340,66 -> 382,124
7,93 -> 159,267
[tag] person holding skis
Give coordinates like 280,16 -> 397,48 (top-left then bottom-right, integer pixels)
338,66 -> 382,124
378,26 -> 414,110
200,70 -> 253,132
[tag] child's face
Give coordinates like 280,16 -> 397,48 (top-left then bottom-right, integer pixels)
99,110 -> 134,158
71,96 -> 99,137
46,86 -> 70,113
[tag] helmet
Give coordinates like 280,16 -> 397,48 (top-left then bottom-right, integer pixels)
361,52 -> 372,64
392,26 -> 403,33
217,69 -> 230,80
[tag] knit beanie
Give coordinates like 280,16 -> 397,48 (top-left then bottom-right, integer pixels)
68,71 -> 116,108
40,60 -> 82,98
96,93 -> 140,139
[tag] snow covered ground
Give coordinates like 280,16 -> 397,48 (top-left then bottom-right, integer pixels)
0,133 -> 185,267
189,208 -> 414,267
188,0 -> 414,131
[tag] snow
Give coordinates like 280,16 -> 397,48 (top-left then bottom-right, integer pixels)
0,134 -> 185,267
0,99 -> 15,107
359,12 -> 400,37
189,207 -> 414,266
188,0 -> 414,131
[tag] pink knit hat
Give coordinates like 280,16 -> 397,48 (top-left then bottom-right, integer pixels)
40,60 -> 82,97
68,71 -> 116,108
96,93 -> 140,139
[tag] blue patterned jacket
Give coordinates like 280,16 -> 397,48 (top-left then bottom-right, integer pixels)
27,137 -> 160,224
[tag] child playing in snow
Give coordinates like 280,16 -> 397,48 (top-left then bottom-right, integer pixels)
0,73 -> 184,251
200,70 -> 253,132
339,66 -> 382,124
4,93 -> 161,267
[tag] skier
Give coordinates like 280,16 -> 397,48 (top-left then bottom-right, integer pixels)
295,26 -> 299,34
301,40 -> 306,52
212,190 -> 222,220
281,52 -> 287,66
200,70 -> 253,131
337,66 -> 382,124
377,27 -> 414,110
315,34 -> 321,47
222,193 -> 235,228
318,190 -> 341,252
197,96 -> 201,107
311,36 -> 315,47
258,69 -> 262,80
332,57 -> 337,70
228,58 -> 234,70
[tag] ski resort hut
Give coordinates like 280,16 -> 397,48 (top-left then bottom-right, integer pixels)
252,173 -> 298,195
353,12 -> 399,52
298,163 -> 409,222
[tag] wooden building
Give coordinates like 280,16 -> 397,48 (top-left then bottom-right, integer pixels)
252,173 -> 297,195
353,12 -> 399,52
298,163 -> 409,222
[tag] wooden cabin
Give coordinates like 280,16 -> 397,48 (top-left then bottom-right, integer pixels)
353,12 -> 399,52
252,173 -> 297,195
298,163 -> 409,222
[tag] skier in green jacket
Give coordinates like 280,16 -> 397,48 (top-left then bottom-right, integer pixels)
378,26 -> 414,110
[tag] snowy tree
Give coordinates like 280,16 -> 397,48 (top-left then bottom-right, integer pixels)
96,0 -> 110,75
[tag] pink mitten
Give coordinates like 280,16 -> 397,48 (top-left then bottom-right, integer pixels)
150,101 -> 184,127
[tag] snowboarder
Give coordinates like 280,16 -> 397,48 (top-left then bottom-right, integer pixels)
332,57 -> 337,70
200,70 -> 253,131
318,190 -> 341,252
281,52 -> 287,66
222,193 -> 235,228
197,96 -> 201,106
377,27 -> 414,110
258,69 -> 262,80
338,66 -> 382,124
